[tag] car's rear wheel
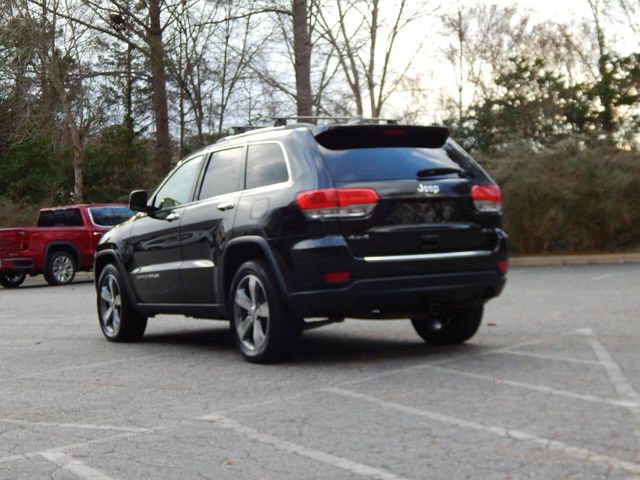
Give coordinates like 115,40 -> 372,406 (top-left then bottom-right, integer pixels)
411,304 -> 484,345
229,260 -> 302,363
0,272 -> 27,288
44,251 -> 76,285
97,264 -> 147,342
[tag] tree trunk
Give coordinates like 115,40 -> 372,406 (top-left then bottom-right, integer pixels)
72,145 -> 84,203
124,42 -> 134,135
148,0 -> 172,174
292,0 -> 312,118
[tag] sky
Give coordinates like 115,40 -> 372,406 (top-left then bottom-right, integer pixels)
381,0 -> 638,123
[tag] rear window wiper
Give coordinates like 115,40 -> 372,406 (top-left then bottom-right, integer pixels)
416,167 -> 465,178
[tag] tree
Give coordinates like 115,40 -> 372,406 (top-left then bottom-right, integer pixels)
316,0 -> 430,118
30,0 -> 179,174
14,0 -> 110,202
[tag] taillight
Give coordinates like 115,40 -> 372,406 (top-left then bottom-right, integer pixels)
18,231 -> 30,251
296,189 -> 379,219
497,260 -> 509,274
324,271 -> 351,284
471,185 -> 502,213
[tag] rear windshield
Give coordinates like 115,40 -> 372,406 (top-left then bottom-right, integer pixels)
89,207 -> 134,227
37,209 -> 83,227
320,139 -> 489,182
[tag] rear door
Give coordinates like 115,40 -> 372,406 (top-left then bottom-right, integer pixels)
315,126 -> 500,259
179,146 -> 245,304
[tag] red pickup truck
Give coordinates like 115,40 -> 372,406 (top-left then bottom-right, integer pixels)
0,204 -> 133,288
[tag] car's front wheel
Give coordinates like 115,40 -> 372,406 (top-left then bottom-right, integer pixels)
411,304 -> 484,345
229,260 -> 302,363
0,272 -> 27,288
97,264 -> 147,342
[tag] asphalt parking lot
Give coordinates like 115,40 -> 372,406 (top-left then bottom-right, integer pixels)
1,264 -> 639,479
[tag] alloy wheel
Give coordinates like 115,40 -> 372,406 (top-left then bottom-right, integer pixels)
233,274 -> 270,352
99,274 -> 122,337
52,255 -> 74,284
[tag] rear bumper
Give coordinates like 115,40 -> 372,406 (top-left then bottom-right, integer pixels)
288,270 -> 506,318
278,228 -> 508,318
0,257 -> 35,272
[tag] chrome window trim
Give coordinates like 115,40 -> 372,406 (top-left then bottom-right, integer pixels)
363,250 -> 493,263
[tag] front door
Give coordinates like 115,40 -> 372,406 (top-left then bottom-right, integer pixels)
127,156 -> 204,304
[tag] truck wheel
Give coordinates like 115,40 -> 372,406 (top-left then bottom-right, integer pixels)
0,272 -> 26,288
411,304 -> 483,345
44,251 -> 76,285
229,260 -> 302,363
97,264 -> 147,342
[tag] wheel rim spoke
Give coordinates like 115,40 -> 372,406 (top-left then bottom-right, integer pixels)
234,288 -> 252,311
111,307 -> 120,331
100,286 -> 113,303
253,318 -> 266,347
237,315 -> 253,339
104,305 -> 114,325
248,277 -> 258,306
255,302 -> 269,319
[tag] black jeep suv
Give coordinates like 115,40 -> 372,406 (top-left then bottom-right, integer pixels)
94,123 -> 507,363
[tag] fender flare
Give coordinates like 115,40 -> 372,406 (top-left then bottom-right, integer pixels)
218,236 -> 289,303
44,242 -> 81,270
94,248 -> 143,311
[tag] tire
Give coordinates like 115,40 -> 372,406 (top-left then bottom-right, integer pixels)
229,260 -> 302,363
44,251 -> 76,285
97,264 -> 147,342
0,272 -> 27,288
411,304 -> 484,345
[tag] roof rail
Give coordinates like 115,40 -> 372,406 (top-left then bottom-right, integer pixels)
273,116 -> 398,127
227,125 -> 264,135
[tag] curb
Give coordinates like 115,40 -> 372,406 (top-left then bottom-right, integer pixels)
510,253 -> 640,267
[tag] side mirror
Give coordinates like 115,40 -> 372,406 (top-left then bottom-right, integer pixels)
129,190 -> 151,213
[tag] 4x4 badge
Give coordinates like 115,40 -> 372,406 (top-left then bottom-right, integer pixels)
417,184 -> 440,194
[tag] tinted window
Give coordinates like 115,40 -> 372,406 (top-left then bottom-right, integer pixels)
153,156 -> 203,209
37,209 -> 83,227
246,143 -> 289,190
89,207 -> 134,227
320,139 -> 489,182
199,148 -> 244,199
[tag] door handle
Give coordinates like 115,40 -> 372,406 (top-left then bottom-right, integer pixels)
166,212 -> 180,221
217,202 -> 235,211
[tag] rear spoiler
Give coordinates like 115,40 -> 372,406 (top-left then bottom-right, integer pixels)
312,125 -> 449,150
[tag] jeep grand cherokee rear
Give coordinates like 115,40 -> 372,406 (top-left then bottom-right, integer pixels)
283,125 -> 507,341
94,123 -> 507,363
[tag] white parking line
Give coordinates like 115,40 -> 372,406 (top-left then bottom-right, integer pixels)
582,329 -> 640,435
0,431 -> 148,465
494,350 -> 603,366
205,329 -> 596,419
583,331 -> 640,405
327,388 -> 640,475
423,365 -> 640,409
0,418 -> 150,433
203,414 -> 408,480
39,450 -> 115,480
333,329 -> 593,390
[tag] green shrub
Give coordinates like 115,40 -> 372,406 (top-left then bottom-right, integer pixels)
481,143 -> 640,254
